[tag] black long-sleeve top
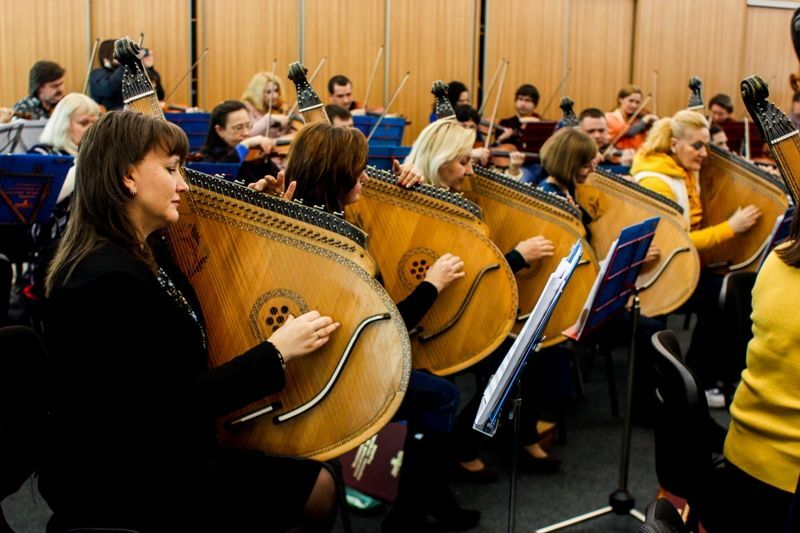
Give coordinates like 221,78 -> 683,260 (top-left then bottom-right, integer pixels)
89,66 -> 125,110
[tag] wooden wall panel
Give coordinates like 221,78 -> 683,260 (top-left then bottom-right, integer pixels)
633,0 -> 747,118
0,0 -> 87,106
303,0 -> 386,112
198,0 -> 299,111
389,0 -> 479,143
90,0 -> 191,106
742,6 -> 797,115
485,0 -> 568,122
567,0 -> 634,114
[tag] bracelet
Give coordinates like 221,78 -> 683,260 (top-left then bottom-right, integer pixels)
270,342 -> 286,369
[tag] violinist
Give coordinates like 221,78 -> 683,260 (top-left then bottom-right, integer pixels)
710,122 -> 730,151
242,71 -> 296,138
405,118 -> 563,477
140,48 -> 165,101
579,107 -> 634,167
266,122 -> 480,532
429,81 -> 471,123
324,104 -> 354,128
12,60 -> 66,119
0,108 -> 11,124
198,100 -> 278,185
630,110 -> 761,403
708,93 -> 735,126
789,91 -> 800,130
455,104 -> 526,180
605,85 -> 657,151
39,110 -> 339,532
89,40 -> 125,111
497,83 -> 542,150
327,74 -> 365,115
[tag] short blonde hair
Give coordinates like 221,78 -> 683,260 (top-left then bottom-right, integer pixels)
241,71 -> 285,113
39,93 -> 100,155
405,118 -> 475,188
638,109 -> 709,157
540,128 -> 597,188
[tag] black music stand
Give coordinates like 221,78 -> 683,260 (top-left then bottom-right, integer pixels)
536,217 -> 659,533
473,241 -> 584,533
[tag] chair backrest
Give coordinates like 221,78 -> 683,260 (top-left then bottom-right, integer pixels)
651,330 -> 713,503
0,326 -> 49,500
638,498 -> 689,533
718,271 -> 757,381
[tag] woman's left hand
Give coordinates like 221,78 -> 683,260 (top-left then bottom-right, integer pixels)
393,159 -> 424,188
248,170 -> 297,201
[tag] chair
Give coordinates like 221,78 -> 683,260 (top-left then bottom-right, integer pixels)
718,271 -> 757,387
650,330 -> 722,528
638,498 -> 690,533
0,326 -> 50,532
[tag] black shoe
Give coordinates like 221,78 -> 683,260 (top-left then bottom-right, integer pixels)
382,507 -> 433,533
519,451 -> 562,474
452,461 -> 499,483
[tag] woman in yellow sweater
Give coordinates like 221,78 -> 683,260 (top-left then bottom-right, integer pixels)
630,110 -> 761,401
700,238 -> 800,532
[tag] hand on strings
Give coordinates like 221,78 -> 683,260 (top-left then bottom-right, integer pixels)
644,244 -> 661,264
641,113 -> 659,125
471,147 -> 490,166
509,150 -> 525,168
0,108 -> 12,124
728,205 -> 761,234
514,236 -> 555,265
393,159 -> 424,188
242,135 -> 274,154
424,253 -> 466,293
496,127 -> 514,143
248,171 -> 297,201
268,310 -> 340,362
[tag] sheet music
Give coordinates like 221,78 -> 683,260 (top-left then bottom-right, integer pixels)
473,241 -> 583,437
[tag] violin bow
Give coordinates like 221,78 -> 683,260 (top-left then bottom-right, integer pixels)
266,57 -> 277,134
286,56 -> 327,119
163,48 -> 209,104
83,38 -> 100,94
478,59 -> 505,115
366,71 -> 410,143
652,70 -> 659,116
138,32 -> 144,47
363,45 -> 384,112
484,59 -> 509,147
603,93 -> 652,159
540,68 -> 572,118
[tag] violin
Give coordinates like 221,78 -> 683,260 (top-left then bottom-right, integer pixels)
488,144 -> 537,169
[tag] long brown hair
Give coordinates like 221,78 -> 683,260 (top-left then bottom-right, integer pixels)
285,122 -> 368,213
46,111 -> 188,295
777,214 -> 800,268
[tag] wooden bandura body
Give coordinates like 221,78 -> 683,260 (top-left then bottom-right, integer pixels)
698,144 -> 789,271
579,167 -> 701,317
346,166 -> 518,376
464,165 -> 598,346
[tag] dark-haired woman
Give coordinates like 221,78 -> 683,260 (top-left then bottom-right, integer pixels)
41,110 -> 339,532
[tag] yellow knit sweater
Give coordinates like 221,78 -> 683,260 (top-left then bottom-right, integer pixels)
724,248 -> 800,493
630,151 -> 735,251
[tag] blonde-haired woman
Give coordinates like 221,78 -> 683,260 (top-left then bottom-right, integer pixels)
632,109 -> 761,402
30,92 -> 100,158
605,85 -> 658,151
241,71 -> 294,138
407,118 -> 560,477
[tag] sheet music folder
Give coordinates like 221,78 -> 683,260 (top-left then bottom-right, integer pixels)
473,241 -> 584,437
563,217 -> 660,341
0,154 -> 72,225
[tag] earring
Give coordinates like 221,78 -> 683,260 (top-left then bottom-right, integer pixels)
130,187 -> 137,197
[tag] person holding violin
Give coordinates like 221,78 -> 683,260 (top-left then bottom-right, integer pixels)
579,107 -> 634,167
257,121 -> 481,532
325,104 -> 354,128
199,99 -> 279,185
455,104 -> 526,180
12,60 -> 66,120
327,74 -> 365,115
631,110 -> 762,401
605,85 -> 658,151
89,40 -> 125,111
497,83 -> 542,149
429,81 -> 471,123
39,110 -> 340,532
242,71 -> 297,138
708,93 -> 735,126
140,48 -> 165,101
405,118 -> 563,477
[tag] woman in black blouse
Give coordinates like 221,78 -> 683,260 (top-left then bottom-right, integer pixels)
42,110 -> 339,532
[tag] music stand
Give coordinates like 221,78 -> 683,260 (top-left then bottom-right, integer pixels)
0,154 -> 72,225
473,241 -> 584,533
536,217 -> 659,532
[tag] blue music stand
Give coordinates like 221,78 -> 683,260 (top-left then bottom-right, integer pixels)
538,216 -> 660,533
0,154 -> 73,225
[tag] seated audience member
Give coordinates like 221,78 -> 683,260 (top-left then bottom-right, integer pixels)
199,100 -> 277,185
89,39 -> 125,110
605,85 -> 658,151
325,104 -> 354,128
12,60 -> 66,119
708,93 -> 735,126
327,74 -> 364,115
579,107 -> 634,167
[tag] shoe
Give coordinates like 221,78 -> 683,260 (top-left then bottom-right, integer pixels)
452,461 -> 499,483
382,507 -> 433,533
428,498 -> 481,531
705,388 -> 726,409
519,450 -> 562,474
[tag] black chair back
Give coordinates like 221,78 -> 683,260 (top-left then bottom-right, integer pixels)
638,498 -> 689,533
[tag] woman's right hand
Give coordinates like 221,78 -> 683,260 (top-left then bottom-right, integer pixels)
268,311 -> 340,362
514,236 -> 555,264
728,205 -> 761,234
424,253 -> 466,293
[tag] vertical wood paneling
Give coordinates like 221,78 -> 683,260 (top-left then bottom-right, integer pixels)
303,0 -> 386,112
743,6 -> 797,114
485,0 -> 568,122
0,0 -> 87,105
90,0 -> 191,105
388,0 -> 478,143
198,0 -> 298,111
567,0 -> 634,115
633,0 -> 747,118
